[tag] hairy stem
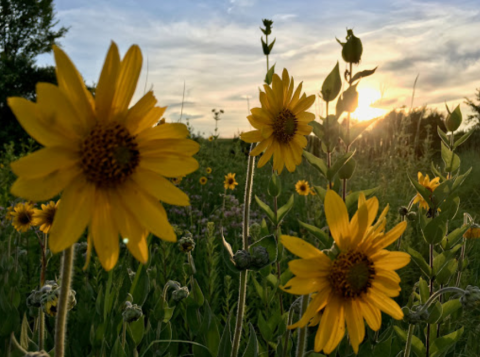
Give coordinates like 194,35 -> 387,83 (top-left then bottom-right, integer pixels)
296,294 -> 310,357
404,324 -> 415,357
231,148 -> 256,357
282,307 -> 295,357
54,245 -> 75,357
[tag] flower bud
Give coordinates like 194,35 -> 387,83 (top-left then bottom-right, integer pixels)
172,286 -> 190,302
122,302 -> 143,323
178,235 -> 195,253
338,158 -> 356,180
249,223 -> 262,240
398,206 -> 409,216
340,29 -> 363,64
234,249 -> 252,270
460,285 -> 480,309
261,19 -> 273,35
250,246 -> 270,269
445,104 -> 462,132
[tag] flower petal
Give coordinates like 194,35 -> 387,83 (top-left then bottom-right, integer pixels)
358,297 -> 381,331
241,130 -> 263,144
281,277 -> 328,295
289,289 -> 330,329
366,288 -> 404,320
372,221 -> 407,250
139,155 -> 198,178
372,251 -> 411,270
288,257 -> 331,277
49,176 -> 95,253
281,235 -> 325,259
345,299 -> 365,354
325,190 -> 350,250
136,122 -> 189,142
321,298 -> 346,354
139,138 -> 200,156
95,42 -> 121,121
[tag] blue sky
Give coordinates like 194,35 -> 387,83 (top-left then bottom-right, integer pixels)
38,0 -> 480,136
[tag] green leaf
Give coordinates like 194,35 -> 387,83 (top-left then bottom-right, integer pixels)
437,126 -> 451,149
408,173 -> 433,209
268,38 -> 276,53
451,167 -> 472,193
128,315 -> 145,347
141,340 -> 210,357
327,151 -> 355,181
313,185 -> 327,201
430,162 -> 447,182
426,301 -> 443,324
351,67 -> 377,83
418,277 -> 429,304
345,187 -> 378,210
242,323 -> 259,357
302,150 -> 327,178
442,225 -> 469,250
268,172 -> 281,197
258,312 -> 273,341
112,337 -> 128,357
255,195 -> 276,224
441,142 -> 461,173
407,247 -> 431,277
336,83 -> 359,117
440,299 -> 462,322
20,313 -> 30,350
444,104 -> 462,132
435,258 -> 457,285
422,213 -> 448,244
277,194 -> 294,224
264,64 -> 275,85
430,327 -> 464,357
393,326 -> 426,357
252,275 -> 265,301
217,313 -> 232,357
298,221 -> 331,247
309,120 -> 324,139
337,157 -> 356,180
186,278 -> 204,307
453,130 -> 474,149
321,62 -> 342,102
131,265 -> 150,306
345,117 -> 379,146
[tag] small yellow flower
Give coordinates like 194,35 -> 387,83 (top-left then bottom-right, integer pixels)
295,180 -> 310,196
32,200 -> 59,234
7,42 -> 199,270
464,224 -> 480,239
413,172 -> 440,210
206,167 -> 212,174
11,202 -> 35,232
171,177 -> 183,185
200,177 -> 208,185
208,136 -> 214,142
241,69 -> 315,173
224,173 -> 238,190
281,190 -> 409,354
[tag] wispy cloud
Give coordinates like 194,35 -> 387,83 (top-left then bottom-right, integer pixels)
38,0 -> 480,136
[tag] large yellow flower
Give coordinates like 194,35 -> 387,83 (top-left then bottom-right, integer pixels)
281,190 -> 410,354
224,173 -> 238,190
11,202 -> 35,232
32,200 -> 59,234
295,180 -> 310,196
8,42 -> 199,270
240,69 -> 315,173
413,172 -> 440,210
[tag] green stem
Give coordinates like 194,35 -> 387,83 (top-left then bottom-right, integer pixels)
282,307 -> 295,357
426,243 -> 434,357
404,324 -> 415,357
231,147 -> 256,357
296,294 -> 310,357
273,193 -> 284,316
54,245 -> 75,357
122,321 -> 127,349
10,333 -> 28,355
38,309 -> 45,351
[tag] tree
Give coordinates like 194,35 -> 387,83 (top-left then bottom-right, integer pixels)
464,88 -> 480,126
0,0 -> 68,148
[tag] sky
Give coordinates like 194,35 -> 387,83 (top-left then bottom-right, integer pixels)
37,0 -> 480,137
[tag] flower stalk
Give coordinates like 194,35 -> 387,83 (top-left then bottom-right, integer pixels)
231,147 -> 256,357
403,324 -> 415,357
54,245 -> 75,357
296,294 -> 310,357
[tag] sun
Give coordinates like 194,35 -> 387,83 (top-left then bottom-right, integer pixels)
352,87 -> 387,122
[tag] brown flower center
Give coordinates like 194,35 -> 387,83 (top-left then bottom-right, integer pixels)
228,178 -> 234,184
272,109 -> 298,144
329,251 -> 375,298
300,185 -> 307,192
18,211 -> 32,225
81,122 -> 140,188
43,207 -> 56,226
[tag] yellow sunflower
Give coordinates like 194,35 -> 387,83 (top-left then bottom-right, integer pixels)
464,223 -> 480,239
208,136 -> 214,142
206,167 -> 212,174
295,180 -> 310,196
8,42 -> 199,270
11,202 -> 35,232
200,177 -> 208,185
32,200 -> 59,234
224,173 -> 238,190
413,172 -> 440,210
240,69 -> 315,173
281,190 -> 409,354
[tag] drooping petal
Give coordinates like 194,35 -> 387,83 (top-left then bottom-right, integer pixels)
130,168 -> 190,206
325,190 -> 350,250
289,289 -> 331,329
49,176 -> 95,253
345,299 -> 365,354
358,298 -> 381,331
280,235 -> 325,259
90,189 -> 120,271
366,288 -> 404,320
257,144 -> 275,168
320,298 -> 346,354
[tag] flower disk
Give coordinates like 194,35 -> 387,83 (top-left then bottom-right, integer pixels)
224,173 -> 238,190
295,180 -> 310,196
281,190 -> 410,354
240,69 -> 315,173
11,202 -> 35,232
8,42 -> 200,270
